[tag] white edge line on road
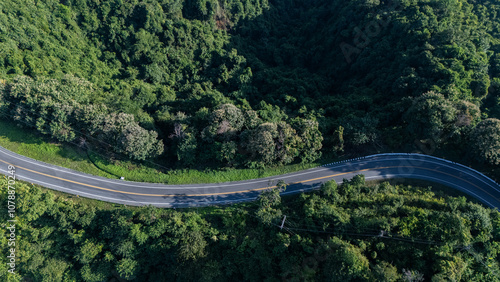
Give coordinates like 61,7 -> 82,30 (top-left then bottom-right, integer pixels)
3,145 -> 497,193
3,169 -> 497,209
1,146 -> 499,206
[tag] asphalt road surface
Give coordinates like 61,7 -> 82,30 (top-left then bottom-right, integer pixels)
0,146 -> 499,209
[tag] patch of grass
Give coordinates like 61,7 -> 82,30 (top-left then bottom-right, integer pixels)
366,178 -> 484,205
88,150 -> 320,184
0,118 -> 322,184
0,119 -> 116,178
37,185 -> 132,211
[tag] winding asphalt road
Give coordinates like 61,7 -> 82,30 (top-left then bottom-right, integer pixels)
0,145 -> 499,209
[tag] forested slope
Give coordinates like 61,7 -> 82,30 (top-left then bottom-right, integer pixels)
2,1 -> 500,281
0,0 -> 499,173
1,177 -> 499,281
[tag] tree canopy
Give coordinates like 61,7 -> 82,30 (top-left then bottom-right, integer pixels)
1,177 -> 499,281
1,0 -> 500,175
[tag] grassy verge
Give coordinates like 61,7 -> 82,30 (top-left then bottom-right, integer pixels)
38,185 -> 131,211
0,119 -> 322,184
366,178 -> 484,205
89,151 -> 320,184
0,119 -> 116,178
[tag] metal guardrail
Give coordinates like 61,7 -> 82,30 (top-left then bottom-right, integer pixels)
322,153 -> 500,189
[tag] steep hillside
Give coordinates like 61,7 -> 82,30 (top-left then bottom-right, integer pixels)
0,0 -> 499,172
1,177 -> 499,281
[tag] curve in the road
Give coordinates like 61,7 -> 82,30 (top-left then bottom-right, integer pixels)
0,146 -> 499,209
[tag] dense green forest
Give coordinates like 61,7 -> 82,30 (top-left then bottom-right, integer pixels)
0,0 -> 499,173
1,177 -> 499,281
2,1 -> 500,280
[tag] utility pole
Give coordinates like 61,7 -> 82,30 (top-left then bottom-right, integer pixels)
280,215 -> 287,230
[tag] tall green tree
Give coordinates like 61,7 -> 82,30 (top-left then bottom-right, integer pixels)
470,118 -> 500,165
